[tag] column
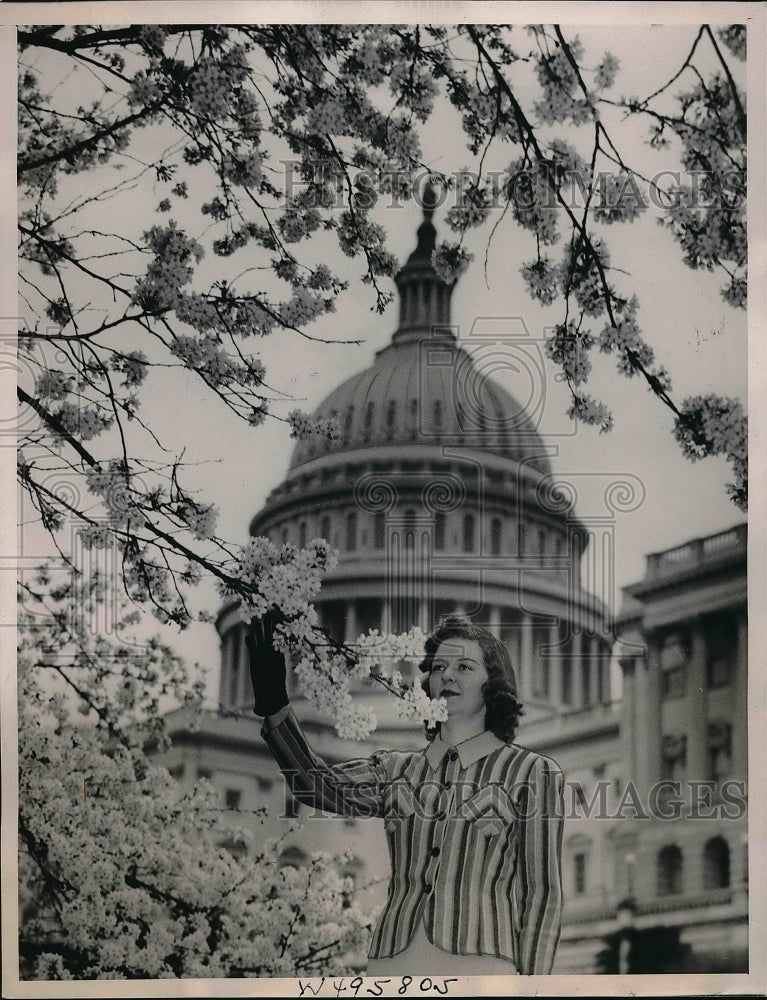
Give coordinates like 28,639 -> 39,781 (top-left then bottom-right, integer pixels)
643,636 -> 662,793
732,611 -> 748,781
687,619 -> 708,782
549,621 -> 560,707
520,612 -> 533,699
344,600 -> 358,644
589,635 -> 601,706
589,634 -> 600,705
618,655 -> 638,789
600,640 -> 612,703
572,629 -> 585,709
237,626 -> 250,707
488,605 -> 501,638
381,600 -> 391,634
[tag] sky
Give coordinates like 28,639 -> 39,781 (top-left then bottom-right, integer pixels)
7,13 -> 757,707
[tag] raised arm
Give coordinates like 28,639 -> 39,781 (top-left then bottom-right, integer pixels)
247,613 -> 386,819
513,754 -> 565,975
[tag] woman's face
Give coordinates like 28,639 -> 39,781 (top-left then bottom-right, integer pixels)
428,637 -> 489,720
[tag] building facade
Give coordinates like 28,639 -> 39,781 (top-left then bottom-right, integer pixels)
156,202 -> 748,974
611,523 -> 748,972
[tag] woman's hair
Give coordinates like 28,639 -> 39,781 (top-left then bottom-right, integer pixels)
418,614 -> 524,744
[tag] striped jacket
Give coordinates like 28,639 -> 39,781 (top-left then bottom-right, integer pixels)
262,708 -> 564,975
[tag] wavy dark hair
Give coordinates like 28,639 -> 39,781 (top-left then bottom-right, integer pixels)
419,614 -> 524,744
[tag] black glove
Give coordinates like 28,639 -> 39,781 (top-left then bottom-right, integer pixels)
245,608 -> 289,718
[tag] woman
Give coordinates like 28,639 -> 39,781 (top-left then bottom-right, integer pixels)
248,612 -> 565,976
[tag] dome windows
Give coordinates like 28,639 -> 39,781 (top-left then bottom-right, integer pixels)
363,402 -> 375,442
385,400 -> 397,441
343,405 -> 354,444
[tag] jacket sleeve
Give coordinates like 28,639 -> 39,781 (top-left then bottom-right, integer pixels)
261,706 -> 387,819
513,754 -> 565,975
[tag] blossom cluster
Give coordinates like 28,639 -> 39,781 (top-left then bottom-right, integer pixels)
18,595 -> 372,978
562,237 -> 610,318
131,223 -> 204,315
52,401 -> 113,442
567,392 -> 614,433
505,157 -> 560,245
674,395 -> 747,510
532,32 -> 593,126
287,409 -> 341,441
544,321 -> 594,386
432,241 -> 473,284
35,370 -> 73,400
445,171 -> 492,231
593,173 -> 648,224
222,538 -> 448,738
598,297 -> 656,376
223,536 -> 338,623
520,257 -> 559,306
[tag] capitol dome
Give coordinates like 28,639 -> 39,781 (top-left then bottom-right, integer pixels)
289,190 -> 551,476
288,338 -> 553,475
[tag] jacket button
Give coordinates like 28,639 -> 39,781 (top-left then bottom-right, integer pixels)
444,780 -> 452,789
424,882 -> 432,893
431,846 -> 440,857
448,750 -> 459,761
437,811 -> 447,822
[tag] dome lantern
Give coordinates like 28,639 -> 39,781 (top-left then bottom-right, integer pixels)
392,181 -> 455,347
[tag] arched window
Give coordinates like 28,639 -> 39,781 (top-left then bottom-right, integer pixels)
703,836 -> 730,889
373,511 -> 385,549
346,510 -> 357,551
281,526 -> 289,545
462,513 -> 475,553
491,516 -> 503,555
434,512 -> 446,551
320,515 -> 331,544
657,845 -> 683,896
299,520 -> 307,549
